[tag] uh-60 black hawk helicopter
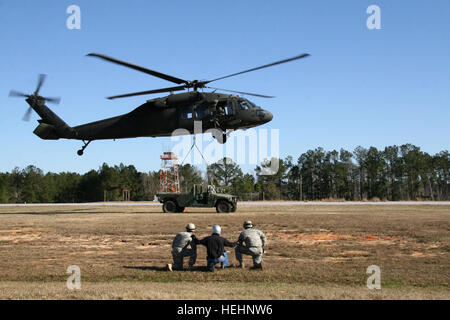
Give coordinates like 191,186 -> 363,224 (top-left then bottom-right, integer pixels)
9,53 -> 310,156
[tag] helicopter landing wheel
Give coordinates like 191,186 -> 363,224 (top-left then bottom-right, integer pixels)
77,140 -> 92,156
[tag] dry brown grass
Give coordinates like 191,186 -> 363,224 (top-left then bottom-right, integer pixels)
0,203 -> 448,299
0,281 -> 448,300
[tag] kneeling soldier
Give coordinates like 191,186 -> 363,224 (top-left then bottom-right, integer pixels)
235,221 -> 267,269
167,223 -> 197,271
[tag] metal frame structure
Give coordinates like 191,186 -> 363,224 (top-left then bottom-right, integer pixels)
160,151 -> 180,193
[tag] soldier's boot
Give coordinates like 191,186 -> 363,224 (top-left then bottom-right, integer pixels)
188,265 -> 195,271
237,262 -> 245,268
166,263 -> 173,272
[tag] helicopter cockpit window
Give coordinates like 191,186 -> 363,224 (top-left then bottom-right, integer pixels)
181,106 -> 193,120
239,100 -> 251,110
247,100 -> 258,108
195,105 -> 207,119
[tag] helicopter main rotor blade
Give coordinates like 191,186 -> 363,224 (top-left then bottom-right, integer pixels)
205,53 -> 310,84
87,53 -> 188,85
107,85 -> 186,100
206,86 -> 275,98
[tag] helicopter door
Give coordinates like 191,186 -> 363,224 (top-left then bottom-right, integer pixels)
179,105 -> 194,132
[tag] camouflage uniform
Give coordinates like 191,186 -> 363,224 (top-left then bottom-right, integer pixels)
235,228 -> 267,266
171,231 -> 197,270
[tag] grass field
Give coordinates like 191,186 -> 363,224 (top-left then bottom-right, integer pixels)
0,203 -> 448,299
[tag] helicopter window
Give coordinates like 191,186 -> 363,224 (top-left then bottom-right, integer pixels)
225,101 -> 234,116
181,106 -> 193,120
247,100 -> 257,108
217,101 -> 234,116
239,101 -> 250,110
195,105 -> 207,119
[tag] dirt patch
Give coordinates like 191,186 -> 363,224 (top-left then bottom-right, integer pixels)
410,251 -> 438,258
275,232 -> 398,244
0,227 -> 44,243
342,250 -> 370,256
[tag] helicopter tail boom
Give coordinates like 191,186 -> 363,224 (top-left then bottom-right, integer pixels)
25,98 -> 74,140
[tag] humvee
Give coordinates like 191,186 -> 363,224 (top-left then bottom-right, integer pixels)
156,185 -> 238,213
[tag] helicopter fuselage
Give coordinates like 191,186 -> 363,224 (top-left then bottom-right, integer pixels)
69,92 -> 273,141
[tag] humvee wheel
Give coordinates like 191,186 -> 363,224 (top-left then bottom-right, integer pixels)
163,200 -> 178,213
216,200 -> 231,213
231,204 -> 237,212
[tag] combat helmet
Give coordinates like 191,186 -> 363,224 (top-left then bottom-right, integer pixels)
243,220 -> 253,229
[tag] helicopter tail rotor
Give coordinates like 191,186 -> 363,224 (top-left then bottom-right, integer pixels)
9,74 -> 61,121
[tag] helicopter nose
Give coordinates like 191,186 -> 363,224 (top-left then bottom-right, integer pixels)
255,109 -> 273,124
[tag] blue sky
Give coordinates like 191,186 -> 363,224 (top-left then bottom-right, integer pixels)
1,0 -> 449,174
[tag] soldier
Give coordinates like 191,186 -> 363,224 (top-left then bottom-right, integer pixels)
198,225 -> 236,272
167,223 -> 197,271
235,221 -> 267,270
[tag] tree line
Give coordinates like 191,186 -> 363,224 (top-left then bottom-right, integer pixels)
0,144 -> 448,203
